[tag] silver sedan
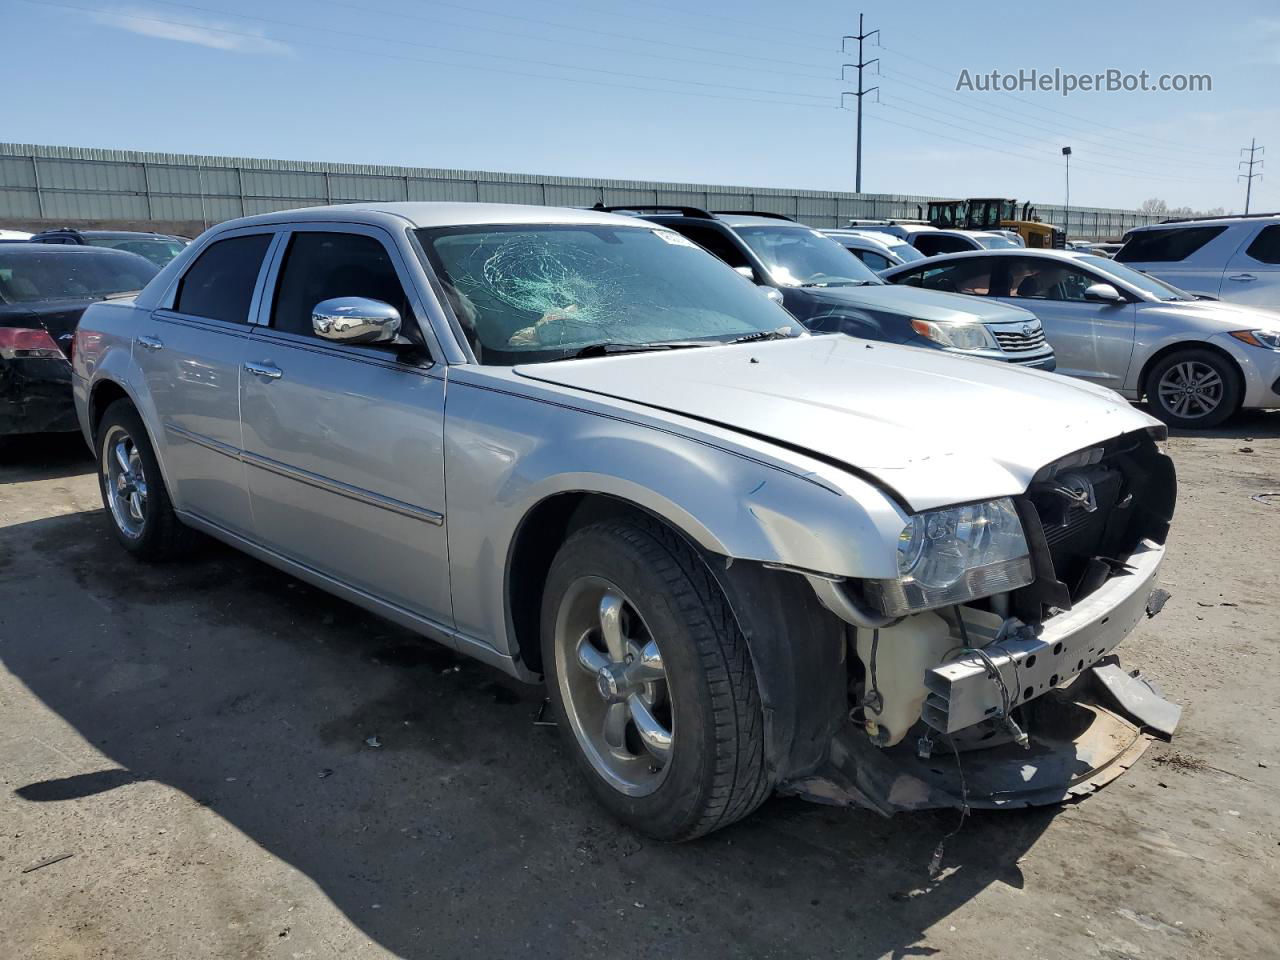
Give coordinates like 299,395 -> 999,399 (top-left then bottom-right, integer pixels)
882,248 -> 1280,428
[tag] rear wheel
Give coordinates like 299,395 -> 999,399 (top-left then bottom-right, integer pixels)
96,400 -> 195,560
1146,348 -> 1241,429
540,517 -> 771,841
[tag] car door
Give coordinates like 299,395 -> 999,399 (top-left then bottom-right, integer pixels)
992,256 -> 1136,386
136,229 -> 277,535
1220,224 -> 1280,308
238,224 -> 451,626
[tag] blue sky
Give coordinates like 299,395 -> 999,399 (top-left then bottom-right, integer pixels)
7,0 -> 1278,212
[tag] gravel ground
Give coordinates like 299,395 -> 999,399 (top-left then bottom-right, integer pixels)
1,413 -> 1277,960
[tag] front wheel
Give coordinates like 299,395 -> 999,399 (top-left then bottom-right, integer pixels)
1145,349 -> 1241,429
540,517 -> 772,841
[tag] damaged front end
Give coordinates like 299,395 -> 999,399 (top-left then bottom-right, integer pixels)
786,428 -> 1180,814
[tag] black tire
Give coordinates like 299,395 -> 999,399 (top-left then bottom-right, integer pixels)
1145,348 -> 1241,429
540,517 -> 772,841
96,399 -> 196,560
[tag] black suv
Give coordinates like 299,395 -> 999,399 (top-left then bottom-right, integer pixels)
594,206 -> 1056,368
29,228 -> 189,268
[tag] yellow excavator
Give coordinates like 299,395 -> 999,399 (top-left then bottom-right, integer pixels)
920,198 -> 1064,248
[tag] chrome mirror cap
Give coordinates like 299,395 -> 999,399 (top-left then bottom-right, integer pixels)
312,297 -> 402,344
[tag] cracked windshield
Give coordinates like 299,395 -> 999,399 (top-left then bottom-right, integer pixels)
734,224 -> 883,288
417,224 -> 802,364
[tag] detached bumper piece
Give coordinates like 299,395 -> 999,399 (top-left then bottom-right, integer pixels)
783,663 -> 1180,814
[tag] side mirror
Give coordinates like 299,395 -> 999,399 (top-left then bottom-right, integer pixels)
734,265 -> 757,281
762,287 -> 785,304
1083,282 -> 1125,305
312,297 -> 402,344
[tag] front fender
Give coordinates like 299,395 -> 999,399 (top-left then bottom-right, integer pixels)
443,371 -> 907,655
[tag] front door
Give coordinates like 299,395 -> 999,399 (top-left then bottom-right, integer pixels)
992,256 -> 1136,387
137,230 -> 277,535
238,225 -> 451,627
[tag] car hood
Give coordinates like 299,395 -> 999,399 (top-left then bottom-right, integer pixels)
1138,297 -> 1280,330
515,336 -> 1159,512
804,283 -> 1036,325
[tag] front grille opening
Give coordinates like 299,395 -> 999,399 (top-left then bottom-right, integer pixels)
1012,431 -> 1175,620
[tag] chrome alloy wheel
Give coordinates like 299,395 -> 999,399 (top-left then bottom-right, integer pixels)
102,425 -> 148,539
1157,360 -> 1224,420
553,577 -> 674,797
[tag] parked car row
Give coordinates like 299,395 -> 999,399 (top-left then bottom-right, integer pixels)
70,200 -> 1184,840
880,247 -> 1280,428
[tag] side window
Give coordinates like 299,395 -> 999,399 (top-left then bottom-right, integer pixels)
175,234 -> 272,323
1114,225 -> 1227,263
913,235 -> 944,257
1244,225 -> 1280,265
1005,258 -> 1094,301
904,259 -> 991,294
271,232 -> 414,338
665,224 -> 753,272
855,250 -> 891,271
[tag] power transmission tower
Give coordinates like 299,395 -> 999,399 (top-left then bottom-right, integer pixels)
841,14 -> 879,193
1239,139 -> 1264,214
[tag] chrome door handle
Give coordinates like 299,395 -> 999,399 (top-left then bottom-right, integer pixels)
136,335 -> 164,352
244,361 -> 283,380
1228,273 -> 1257,282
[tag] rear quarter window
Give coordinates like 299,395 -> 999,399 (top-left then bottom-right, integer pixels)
1115,225 -> 1227,263
174,234 -> 273,323
1244,225 -> 1280,265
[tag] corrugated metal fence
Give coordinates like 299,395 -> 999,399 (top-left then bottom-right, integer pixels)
0,143 -> 1164,240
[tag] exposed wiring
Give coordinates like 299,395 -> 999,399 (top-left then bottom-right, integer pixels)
928,734 -> 971,878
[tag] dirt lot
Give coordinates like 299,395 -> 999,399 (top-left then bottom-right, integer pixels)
1,414 -> 1277,960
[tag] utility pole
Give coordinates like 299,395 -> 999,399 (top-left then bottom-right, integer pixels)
841,14 -> 879,193
1062,146 -> 1072,239
1239,138 -> 1264,215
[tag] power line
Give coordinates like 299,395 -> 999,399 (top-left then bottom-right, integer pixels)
863,111 -> 1222,187
24,0 -> 842,109
878,69 -> 1230,173
1239,139 -> 1265,214
877,42 -> 1229,159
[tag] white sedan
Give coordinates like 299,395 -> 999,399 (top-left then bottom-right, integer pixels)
882,248 -> 1280,428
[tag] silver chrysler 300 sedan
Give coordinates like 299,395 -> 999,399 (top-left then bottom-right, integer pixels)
73,203 -> 1179,841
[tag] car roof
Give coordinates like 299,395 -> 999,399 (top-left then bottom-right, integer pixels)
212,201 -> 654,233
33,228 -> 183,239
1127,214 -> 1280,233
881,247 -> 1093,272
0,243 -> 155,258
822,229 -> 897,249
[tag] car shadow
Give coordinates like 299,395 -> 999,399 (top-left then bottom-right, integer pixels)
2,508 -> 1054,958
1159,406 -> 1280,441
1,432 -> 93,482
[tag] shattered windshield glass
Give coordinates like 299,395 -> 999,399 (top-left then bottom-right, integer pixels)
416,224 -> 803,364
733,225 -> 882,288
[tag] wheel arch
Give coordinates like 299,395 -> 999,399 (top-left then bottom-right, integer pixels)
505,490 -> 849,784
1136,340 -> 1244,401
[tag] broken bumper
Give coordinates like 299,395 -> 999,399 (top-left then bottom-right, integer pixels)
924,540 -> 1166,735
0,357 -> 78,436
783,541 -> 1180,815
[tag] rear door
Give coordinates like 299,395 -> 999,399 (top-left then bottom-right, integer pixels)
137,229 -> 277,535
992,256 -> 1136,387
1220,223 -> 1280,308
238,224 -> 451,626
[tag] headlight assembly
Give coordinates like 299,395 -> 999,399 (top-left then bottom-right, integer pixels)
909,318 -> 996,352
1230,329 -> 1280,350
865,497 -> 1034,617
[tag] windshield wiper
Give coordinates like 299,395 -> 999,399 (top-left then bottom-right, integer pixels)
727,327 -> 798,345
568,340 -> 711,359
798,280 -> 876,288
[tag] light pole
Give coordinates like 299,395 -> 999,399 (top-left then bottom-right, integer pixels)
1061,146 -> 1072,240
